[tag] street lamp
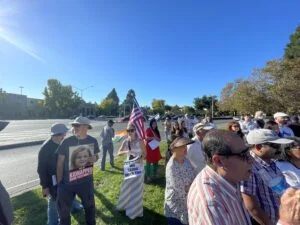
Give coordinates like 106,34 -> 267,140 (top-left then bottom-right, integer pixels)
19,86 -> 24,95
73,85 -> 94,99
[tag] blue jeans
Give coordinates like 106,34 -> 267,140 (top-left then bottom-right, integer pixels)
47,197 -> 83,225
101,143 -> 114,170
47,197 -> 58,225
57,181 -> 95,225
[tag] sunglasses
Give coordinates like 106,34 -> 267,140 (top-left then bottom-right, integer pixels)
218,147 -> 251,161
264,143 -> 281,149
72,124 -> 81,128
290,143 -> 300,149
127,129 -> 135,133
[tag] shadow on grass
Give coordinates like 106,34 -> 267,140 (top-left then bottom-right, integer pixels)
94,189 -> 167,225
12,190 -> 47,225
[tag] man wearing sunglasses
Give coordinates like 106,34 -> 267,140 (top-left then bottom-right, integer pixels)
188,130 -> 253,225
241,129 -> 294,225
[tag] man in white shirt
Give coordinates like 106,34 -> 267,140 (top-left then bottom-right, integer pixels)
186,122 -> 214,174
240,114 -> 256,135
274,112 -> 295,137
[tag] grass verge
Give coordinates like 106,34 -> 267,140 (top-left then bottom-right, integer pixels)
12,141 -> 168,225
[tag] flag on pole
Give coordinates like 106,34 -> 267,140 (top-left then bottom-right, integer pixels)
129,98 -> 145,140
112,130 -> 128,143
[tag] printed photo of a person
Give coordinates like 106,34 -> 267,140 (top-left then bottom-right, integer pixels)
69,145 -> 93,171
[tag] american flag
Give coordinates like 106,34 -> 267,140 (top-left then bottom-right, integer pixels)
129,98 -> 145,140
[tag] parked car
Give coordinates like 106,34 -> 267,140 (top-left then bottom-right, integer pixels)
69,115 -> 78,120
87,115 -> 95,120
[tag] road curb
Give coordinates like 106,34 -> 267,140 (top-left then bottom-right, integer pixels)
0,140 -> 45,150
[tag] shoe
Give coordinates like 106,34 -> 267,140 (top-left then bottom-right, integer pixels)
145,176 -> 152,183
71,204 -> 83,214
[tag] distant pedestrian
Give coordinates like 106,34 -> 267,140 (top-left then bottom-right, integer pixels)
240,114 -> 256,135
289,116 -> 300,137
100,119 -> 115,170
56,116 -> 99,225
145,119 -> 161,182
186,123 -> 213,174
274,112 -> 295,137
228,120 -> 246,141
163,117 -> 172,142
276,138 -> 300,187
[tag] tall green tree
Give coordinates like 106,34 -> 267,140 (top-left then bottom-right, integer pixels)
121,89 -> 136,116
152,99 -> 165,115
43,79 -> 82,118
99,88 -> 120,116
193,95 -> 217,115
285,26 -> 300,59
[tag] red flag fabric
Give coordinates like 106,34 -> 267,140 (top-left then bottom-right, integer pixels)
129,99 -> 145,140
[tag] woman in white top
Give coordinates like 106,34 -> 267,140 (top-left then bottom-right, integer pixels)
276,139 -> 300,187
116,123 -> 146,219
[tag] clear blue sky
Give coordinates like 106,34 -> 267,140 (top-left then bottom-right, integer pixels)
0,0 -> 299,107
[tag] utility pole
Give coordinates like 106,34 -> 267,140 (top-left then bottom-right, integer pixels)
19,86 -> 24,95
211,96 -> 214,119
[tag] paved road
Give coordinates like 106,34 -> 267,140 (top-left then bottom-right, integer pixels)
0,119 -> 107,148
0,119 -> 229,196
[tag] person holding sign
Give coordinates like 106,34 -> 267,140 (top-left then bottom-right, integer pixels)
116,123 -> 146,220
56,116 -> 99,225
145,119 -> 162,182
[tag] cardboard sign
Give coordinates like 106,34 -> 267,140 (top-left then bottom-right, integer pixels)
124,156 -> 143,180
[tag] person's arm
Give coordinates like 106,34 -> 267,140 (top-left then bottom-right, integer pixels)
56,154 -> 65,184
118,139 -> 128,155
37,146 -> 51,197
139,140 -> 146,159
242,193 -> 273,225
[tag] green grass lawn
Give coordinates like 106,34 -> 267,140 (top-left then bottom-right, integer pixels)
11,141 -> 168,225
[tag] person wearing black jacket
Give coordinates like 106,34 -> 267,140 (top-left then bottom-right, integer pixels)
38,123 -> 83,225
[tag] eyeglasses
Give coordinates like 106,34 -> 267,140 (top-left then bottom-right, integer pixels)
290,143 -> 300,149
127,129 -> 135,133
218,147 -> 251,161
264,143 -> 281,149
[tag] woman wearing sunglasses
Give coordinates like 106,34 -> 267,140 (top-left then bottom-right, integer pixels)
276,139 -> 300,187
116,123 -> 146,219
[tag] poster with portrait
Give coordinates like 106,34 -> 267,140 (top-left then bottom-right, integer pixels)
69,144 -> 95,182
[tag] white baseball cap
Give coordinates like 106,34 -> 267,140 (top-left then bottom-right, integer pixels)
274,112 -> 289,119
247,129 -> 294,145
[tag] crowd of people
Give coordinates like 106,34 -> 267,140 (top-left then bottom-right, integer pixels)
1,111 -> 300,225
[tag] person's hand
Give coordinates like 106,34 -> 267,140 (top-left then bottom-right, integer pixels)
88,155 -> 98,164
278,188 -> 300,225
42,188 -> 49,197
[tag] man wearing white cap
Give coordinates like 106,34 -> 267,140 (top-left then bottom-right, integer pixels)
56,116 -> 99,225
186,123 -> 213,174
241,129 -> 294,225
274,112 -> 294,137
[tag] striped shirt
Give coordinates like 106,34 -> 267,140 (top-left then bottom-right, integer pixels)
187,166 -> 251,225
240,151 -> 284,224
